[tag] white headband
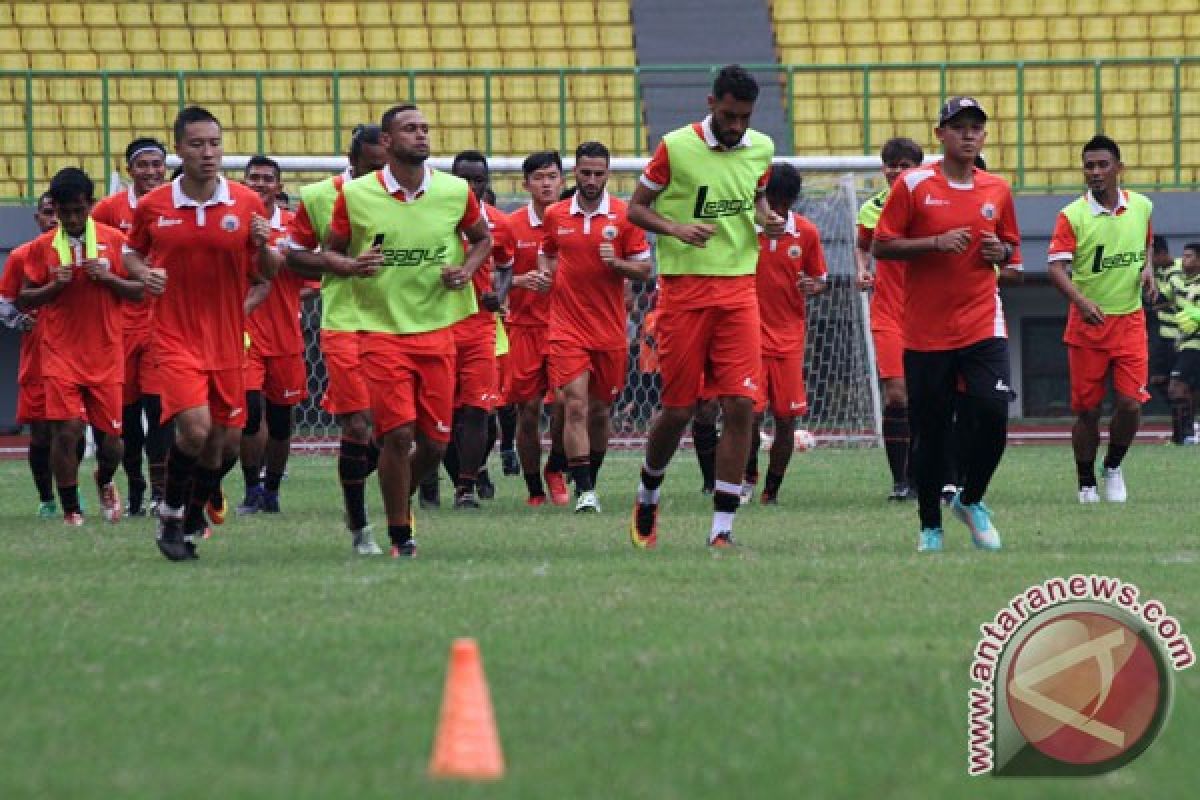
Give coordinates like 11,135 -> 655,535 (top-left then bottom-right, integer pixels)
127,145 -> 166,164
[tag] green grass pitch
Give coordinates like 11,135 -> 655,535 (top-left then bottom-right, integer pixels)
1,445 -> 1197,798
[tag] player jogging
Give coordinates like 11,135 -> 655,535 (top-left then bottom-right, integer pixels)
873,97 -> 1022,553
627,64 -> 782,549
1046,135 -> 1155,504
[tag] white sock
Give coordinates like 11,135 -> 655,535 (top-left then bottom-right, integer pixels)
714,480 -> 741,497
710,511 -> 735,539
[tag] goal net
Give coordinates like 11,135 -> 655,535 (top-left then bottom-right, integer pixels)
159,156 -> 884,449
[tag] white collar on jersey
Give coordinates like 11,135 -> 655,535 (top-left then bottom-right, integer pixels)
127,185 -> 139,209
569,190 -> 611,218
381,163 -> 432,199
700,115 -> 751,150
1085,188 -> 1128,216
171,175 -> 233,208
268,205 -> 286,231
525,201 -> 544,227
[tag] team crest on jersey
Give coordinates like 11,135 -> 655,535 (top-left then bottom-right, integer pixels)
981,202 -> 996,220
602,225 -> 619,241
220,213 -> 240,232
787,244 -> 802,259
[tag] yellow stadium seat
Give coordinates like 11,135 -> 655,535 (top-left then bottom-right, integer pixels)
597,2 -> 628,24
359,2 -> 391,26
391,2 -> 426,25
329,27 -> 363,52
183,4 -> 220,26
66,52 -> 101,71
909,19 -> 943,43
465,28 -> 499,50
566,28 -> 600,49
81,3 -> 117,27
465,51 -> 500,68
193,28 -> 229,52
288,2 -> 324,26
498,51 -> 534,69
166,53 -> 200,71
494,2 -> 528,26
229,105 -> 257,130
296,28 -> 329,51
501,27 -> 534,51
431,27 -> 465,50
220,3 -> 255,27
843,21 -> 875,46
12,3 -> 48,26
426,3 -> 459,26
21,28 -> 56,51
60,105 -> 96,129
0,51 -> 28,69
562,2 -> 595,25
322,1 -> 357,25
434,51 -> 469,69
599,26 -> 632,49
529,2 -> 562,25
48,2 -> 82,26
268,104 -> 303,129
251,2 -> 287,25
879,45 -> 915,63
30,52 -> 66,70
231,52 -> 266,70
159,27 -> 193,52
362,28 -> 394,52
302,105 -> 334,132
269,130 -> 306,154
460,2 -> 495,26
227,29 -> 261,52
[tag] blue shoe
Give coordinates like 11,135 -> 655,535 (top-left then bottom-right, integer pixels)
236,485 -> 264,515
951,492 -> 1002,551
260,490 -> 281,513
37,500 -> 58,518
918,527 -> 944,552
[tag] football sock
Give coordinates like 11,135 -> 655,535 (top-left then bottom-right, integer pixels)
711,480 -> 741,536
58,483 -> 81,514
1102,444 -> 1129,471
546,448 -> 567,474
588,449 -> 606,485
29,443 -> 54,503
764,470 -> 784,498
338,439 -> 370,531
387,524 -> 413,546
637,462 -> 666,505
692,420 -> 717,489
1076,460 -> 1096,489
1170,396 -> 1193,444
524,471 -> 546,498
568,456 -> 593,493
265,470 -> 284,493
882,404 -> 910,485
164,444 -> 197,511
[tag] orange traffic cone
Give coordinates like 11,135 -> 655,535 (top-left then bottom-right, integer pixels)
428,638 -> 505,781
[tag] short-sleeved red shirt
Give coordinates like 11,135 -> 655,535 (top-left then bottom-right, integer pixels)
246,206 -> 307,357
873,162 -> 1022,351
126,177 -> 267,370
456,202 -> 515,334
0,242 -> 43,384
757,212 -> 827,356
92,186 -> 157,333
23,222 -> 129,385
505,203 -> 553,327
541,192 -> 650,350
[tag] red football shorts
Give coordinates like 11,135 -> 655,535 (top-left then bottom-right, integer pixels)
246,347 -> 308,406
44,377 -> 123,435
872,326 -> 905,381
16,381 -> 47,423
452,322 -> 499,411
121,329 -> 158,405
759,352 -> 808,418
548,341 -> 626,404
320,329 -> 371,416
657,303 -> 762,408
1067,313 -> 1150,412
495,353 -> 511,405
506,324 -> 551,404
358,332 -> 456,442
156,355 -> 247,428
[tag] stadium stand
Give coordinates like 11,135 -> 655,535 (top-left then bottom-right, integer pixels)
771,0 -> 1200,188
0,1 -> 640,199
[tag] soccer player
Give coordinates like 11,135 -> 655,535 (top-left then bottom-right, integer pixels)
0,193 -> 59,516
1047,135 -> 1155,504
1162,243 -> 1200,444
124,106 -> 275,561
540,141 -> 653,512
873,97 -> 1022,553
92,137 -> 170,516
1146,236 -> 1181,414
323,104 -> 491,558
238,155 -> 305,514
855,137 -> 924,501
627,65 -> 781,549
745,163 -> 828,505
440,150 -> 514,508
17,168 -> 143,525
506,151 -> 571,506
283,123 -> 388,555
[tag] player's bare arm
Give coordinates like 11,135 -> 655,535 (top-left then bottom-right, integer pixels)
82,258 -> 143,301
442,217 -> 491,289
754,193 -> 786,238
244,281 -> 270,315
1047,259 -> 1105,325
873,226 -> 972,259
599,243 -> 653,282
283,246 -> 326,279
250,214 -> 280,280
854,244 -> 874,289
123,249 -> 166,296
797,273 -> 830,296
16,270 -> 71,310
627,182 -> 714,247
486,262 -> 513,311
1141,244 -> 1159,303
320,228 -> 383,278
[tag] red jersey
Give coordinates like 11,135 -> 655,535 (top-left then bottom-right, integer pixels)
0,242 -> 43,384
541,192 -> 651,350
857,222 -> 905,333
873,162 -> 1022,351
23,222 -> 129,385
506,203 -> 552,328
286,173 -> 346,252
92,186 -> 157,333
126,177 -> 267,370
456,202 -> 515,333
756,211 -> 827,356
247,206 -> 306,357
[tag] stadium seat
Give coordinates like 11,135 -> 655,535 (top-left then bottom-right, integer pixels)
12,3 -> 48,26
460,2 -> 495,25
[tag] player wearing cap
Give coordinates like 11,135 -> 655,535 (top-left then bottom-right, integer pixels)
0,193 -> 60,516
540,141 -> 653,512
124,106 -> 276,561
236,155 -> 305,516
873,97 -> 1022,553
744,163 -> 828,506
17,168 -> 144,526
322,104 -> 492,559
282,124 -> 389,555
855,137 -> 924,502
627,65 -> 782,549
91,136 -> 170,516
1047,135 -> 1156,504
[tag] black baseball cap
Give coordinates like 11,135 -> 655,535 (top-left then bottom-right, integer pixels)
938,96 -> 987,126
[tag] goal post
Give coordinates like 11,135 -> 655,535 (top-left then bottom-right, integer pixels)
156,156 -> 886,449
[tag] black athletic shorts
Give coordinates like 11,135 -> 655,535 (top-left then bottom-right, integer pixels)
905,337 -> 1015,408
1149,333 -> 1177,381
1170,349 -> 1200,390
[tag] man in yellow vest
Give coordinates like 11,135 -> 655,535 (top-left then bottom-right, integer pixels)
322,105 -> 492,558
626,65 -> 783,550
1047,135 -> 1155,504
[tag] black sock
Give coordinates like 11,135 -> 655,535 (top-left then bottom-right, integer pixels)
744,452 -> 759,484
568,456 -> 593,493
29,443 -> 54,503
588,449 -> 606,484
693,421 -> 717,488
58,483 -> 81,514
764,470 -> 784,498
524,471 -> 546,498
242,462 -> 261,491
164,444 -> 197,510
265,470 -> 284,493
338,439 -> 370,530
713,488 -> 740,514
457,472 -> 477,493
882,404 -> 910,485
499,405 -> 517,451
443,437 -> 461,485
189,466 -> 222,530
1103,444 -> 1129,471
388,524 -> 413,546
95,455 -> 119,487
1170,396 -> 1193,444
639,465 -> 665,492
1077,460 -> 1096,489
214,454 -> 238,503
484,413 -> 498,458
546,449 -> 567,473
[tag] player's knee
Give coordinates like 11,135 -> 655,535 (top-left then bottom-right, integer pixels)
380,425 -> 415,453
1114,394 -> 1142,414
721,396 -> 755,426
338,411 -> 371,443
265,402 -> 294,441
